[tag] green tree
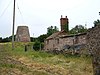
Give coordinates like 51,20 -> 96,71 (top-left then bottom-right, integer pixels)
33,41 -> 42,51
0,35 -> 16,43
0,37 -> 2,42
94,19 -> 100,26
8,35 -> 14,41
33,41 -> 40,51
69,25 -> 87,34
47,26 -> 59,37
37,34 -> 47,43
30,37 -> 38,42
1,37 -> 10,42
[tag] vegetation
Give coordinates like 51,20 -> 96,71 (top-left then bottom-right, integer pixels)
69,25 -> 87,34
63,23 -> 69,32
94,19 -> 100,26
31,26 -> 59,50
33,41 -> 44,51
0,35 -> 16,43
47,26 -> 59,37
37,34 -> 47,43
0,42 -> 93,75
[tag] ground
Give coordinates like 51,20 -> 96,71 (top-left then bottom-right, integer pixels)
0,43 -> 93,75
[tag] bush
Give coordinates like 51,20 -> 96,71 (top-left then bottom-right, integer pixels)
33,41 -> 41,51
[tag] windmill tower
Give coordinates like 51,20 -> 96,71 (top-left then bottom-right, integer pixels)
16,26 -> 30,42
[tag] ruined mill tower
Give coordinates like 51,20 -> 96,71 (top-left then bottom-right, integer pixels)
60,15 -> 69,32
15,26 -> 30,42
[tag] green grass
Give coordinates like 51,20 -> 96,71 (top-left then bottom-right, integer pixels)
0,42 -> 93,75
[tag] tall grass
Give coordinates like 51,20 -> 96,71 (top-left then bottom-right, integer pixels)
0,42 -> 93,75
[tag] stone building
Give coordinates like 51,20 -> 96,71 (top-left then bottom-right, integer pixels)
44,32 -> 86,52
44,16 -> 87,54
16,26 -> 30,42
44,15 -> 69,51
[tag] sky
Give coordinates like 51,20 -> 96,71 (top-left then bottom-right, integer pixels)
0,0 -> 100,38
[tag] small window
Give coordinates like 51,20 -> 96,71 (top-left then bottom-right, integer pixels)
57,39 -> 59,44
47,40 -> 49,44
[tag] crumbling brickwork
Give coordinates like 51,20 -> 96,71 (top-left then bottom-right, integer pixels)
60,15 -> 69,31
44,32 -> 86,55
87,25 -> 100,75
16,26 -> 30,42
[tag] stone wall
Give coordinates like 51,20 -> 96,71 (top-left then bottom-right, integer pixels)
87,25 -> 100,75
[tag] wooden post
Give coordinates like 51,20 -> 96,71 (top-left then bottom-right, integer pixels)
12,0 -> 16,50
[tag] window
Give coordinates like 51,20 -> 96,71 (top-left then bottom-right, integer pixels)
57,39 -> 59,44
47,40 -> 49,44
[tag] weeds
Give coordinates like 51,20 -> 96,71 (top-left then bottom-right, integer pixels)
0,42 -> 93,75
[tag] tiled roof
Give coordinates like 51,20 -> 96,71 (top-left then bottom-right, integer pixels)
46,30 -> 67,40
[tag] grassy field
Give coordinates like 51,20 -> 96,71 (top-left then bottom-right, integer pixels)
0,42 -> 93,75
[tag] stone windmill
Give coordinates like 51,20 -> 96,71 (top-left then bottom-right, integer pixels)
15,26 -> 30,42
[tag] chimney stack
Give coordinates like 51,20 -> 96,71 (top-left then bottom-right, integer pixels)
60,15 -> 69,32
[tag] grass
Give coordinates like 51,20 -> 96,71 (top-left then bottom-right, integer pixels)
0,42 -> 93,75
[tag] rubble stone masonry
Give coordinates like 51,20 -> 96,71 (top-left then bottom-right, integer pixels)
87,25 -> 100,75
16,26 -> 30,42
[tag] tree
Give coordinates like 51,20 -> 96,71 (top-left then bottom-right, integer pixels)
1,37 -> 10,42
37,34 -> 47,43
33,41 -> 41,51
0,37 -> 2,42
30,37 -> 38,42
94,19 -> 100,26
47,26 -> 59,37
69,25 -> 87,34
0,35 -> 16,43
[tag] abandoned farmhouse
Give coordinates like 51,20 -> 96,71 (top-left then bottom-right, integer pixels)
44,15 -> 87,54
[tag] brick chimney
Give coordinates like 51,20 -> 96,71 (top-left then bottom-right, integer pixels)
60,15 -> 69,32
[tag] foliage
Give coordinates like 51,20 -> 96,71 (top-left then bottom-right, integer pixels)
0,37 -> 2,42
31,34 -> 47,50
0,37 -> 10,42
37,34 -> 47,43
69,25 -> 87,34
32,26 -> 59,44
63,24 -> 69,32
94,19 -> 100,26
30,37 -> 38,42
33,41 -> 41,51
47,26 -> 59,37
0,35 -> 16,43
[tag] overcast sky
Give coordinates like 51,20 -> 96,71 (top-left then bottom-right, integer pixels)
0,0 -> 100,38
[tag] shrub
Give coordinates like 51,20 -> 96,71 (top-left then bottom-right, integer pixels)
33,41 -> 41,51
